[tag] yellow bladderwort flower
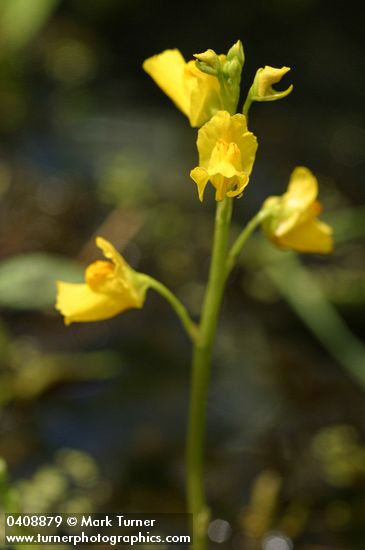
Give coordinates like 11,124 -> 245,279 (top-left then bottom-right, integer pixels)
56,237 -> 148,325
190,110 -> 258,201
143,41 -> 244,127
261,166 -> 333,253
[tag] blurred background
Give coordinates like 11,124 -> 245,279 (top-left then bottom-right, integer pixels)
0,1 -> 365,548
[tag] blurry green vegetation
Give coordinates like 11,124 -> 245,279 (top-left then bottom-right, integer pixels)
0,253 -> 83,310
0,333 -> 121,406
45,36 -> 97,87
15,448 -> 108,514
0,458 -> 23,550
0,0 -> 59,53
328,205 -> 365,244
0,457 -> 17,514
236,202 -> 365,388
238,423 -> 365,548
98,152 -> 156,209
0,450 -> 109,550
260,245 -> 365,386
0,160 -> 11,198
241,470 -> 282,541
312,425 -> 365,488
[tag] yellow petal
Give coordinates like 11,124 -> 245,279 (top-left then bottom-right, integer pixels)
185,61 -> 222,127
225,173 -> 249,197
208,140 -> 242,178
209,173 -> 250,201
196,111 -> 257,167
56,237 -> 148,325
96,236 -> 128,274
143,49 -> 189,116
261,168 -> 334,254
207,141 -> 250,199
190,166 -> 210,201
226,114 -> 258,174
191,111 -> 258,201
213,175 -> 227,201
273,167 -> 319,235
196,111 -> 232,167
56,281 -> 142,325
85,260 -> 115,291
285,166 -> 318,210
95,237 -> 147,301
276,217 -> 333,253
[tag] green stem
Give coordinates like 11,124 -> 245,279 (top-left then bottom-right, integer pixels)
242,90 -> 253,117
226,210 -> 265,276
217,73 -> 231,110
187,197 -> 233,550
146,277 -> 198,342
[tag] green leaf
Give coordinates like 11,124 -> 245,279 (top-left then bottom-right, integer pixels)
0,253 -> 83,310
260,244 -> 365,388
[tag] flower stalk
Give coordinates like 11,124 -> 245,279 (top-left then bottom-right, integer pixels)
144,276 -> 198,342
226,209 -> 268,276
187,196 -> 232,549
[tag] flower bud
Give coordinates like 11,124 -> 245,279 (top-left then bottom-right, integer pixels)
144,41 -> 246,125
194,48 -> 221,76
223,58 -> 241,81
226,40 -> 244,67
251,65 -> 293,102
219,40 -> 245,114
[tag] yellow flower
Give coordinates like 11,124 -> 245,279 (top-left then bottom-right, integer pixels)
261,167 -> 333,253
190,110 -> 258,201
56,237 -> 148,325
251,65 -> 293,102
143,48 -> 225,127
